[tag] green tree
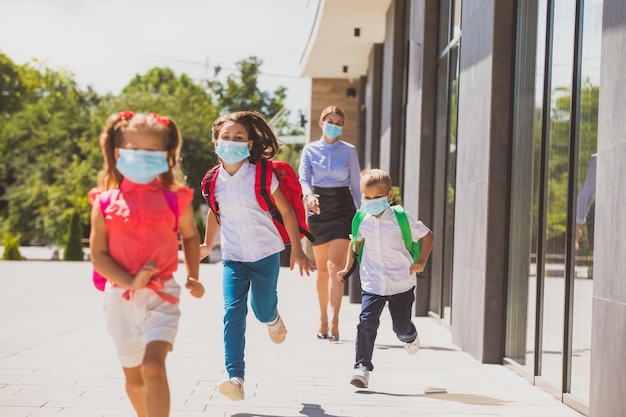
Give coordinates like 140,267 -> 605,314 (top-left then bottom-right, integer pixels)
2,234 -> 23,260
209,56 -> 285,119
0,51 -> 28,118
0,60 -> 96,244
0,53 -> 304,246
63,210 -> 84,261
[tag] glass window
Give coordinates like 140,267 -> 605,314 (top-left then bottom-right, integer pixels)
539,0 -> 576,390
570,0 -> 602,405
506,0 -> 548,374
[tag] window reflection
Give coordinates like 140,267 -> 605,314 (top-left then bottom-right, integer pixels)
570,0 -> 602,404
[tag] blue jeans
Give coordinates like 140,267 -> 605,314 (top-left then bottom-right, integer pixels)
222,254 -> 280,379
355,287 -> 418,371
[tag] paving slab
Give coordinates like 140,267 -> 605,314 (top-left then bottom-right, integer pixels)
0,261 -> 583,416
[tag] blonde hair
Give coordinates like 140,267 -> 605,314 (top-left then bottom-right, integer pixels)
360,168 -> 392,192
319,105 -> 346,124
97,112 -> 184,190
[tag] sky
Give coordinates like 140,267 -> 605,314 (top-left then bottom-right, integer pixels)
0,0 -> 318,118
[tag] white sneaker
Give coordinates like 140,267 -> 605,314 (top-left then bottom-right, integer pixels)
350,364 -> 370,388
405,336 -> 420,355
218,377 -> 244,401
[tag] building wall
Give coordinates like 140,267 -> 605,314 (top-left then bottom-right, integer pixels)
308,78 -> 360,146
403,0 -> 438,316
450,0 -> 493,360
451,0 -> 515,362
590,1 -> 626,415
379,0 -> 408,185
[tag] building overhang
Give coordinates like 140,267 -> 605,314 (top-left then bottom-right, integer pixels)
299,0 -> 391,79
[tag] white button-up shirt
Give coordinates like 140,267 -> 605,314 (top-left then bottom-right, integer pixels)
357,207 -> 431,296
214,160 -> 285,262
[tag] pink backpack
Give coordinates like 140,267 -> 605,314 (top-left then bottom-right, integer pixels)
92,188 -> 178,291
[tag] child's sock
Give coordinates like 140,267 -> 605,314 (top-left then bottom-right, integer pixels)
267,316 -> 281,331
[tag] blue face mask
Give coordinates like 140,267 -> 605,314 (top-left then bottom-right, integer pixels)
361,196 -> 390,216
116,149 -> 169,184
215,139 -> 251,164
322,122 -> 343,140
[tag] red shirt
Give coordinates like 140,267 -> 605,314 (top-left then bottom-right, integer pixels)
90,179 -> 193,277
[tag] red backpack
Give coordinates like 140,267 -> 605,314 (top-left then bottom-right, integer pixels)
201,159 -> 315,243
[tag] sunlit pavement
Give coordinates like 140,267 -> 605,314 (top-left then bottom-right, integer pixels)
0,256 -> 583,416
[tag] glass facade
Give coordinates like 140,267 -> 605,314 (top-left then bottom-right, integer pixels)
506,0 -> 600,409
430,0 -> 461,324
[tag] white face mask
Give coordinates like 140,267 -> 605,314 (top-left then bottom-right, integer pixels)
215,139 -> 250,164
116,149 -> 169,184
360,196 -> 390,216
322,122 -> 343,140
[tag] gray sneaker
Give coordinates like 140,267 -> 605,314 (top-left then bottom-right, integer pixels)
404,336 -> 420,355
350,364 -> 370,388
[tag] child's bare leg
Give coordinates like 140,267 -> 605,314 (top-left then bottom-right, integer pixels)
122,366 -> 147,417
143,341 -> 172,417
327,239 -> 349,338
313,243 -> 330,334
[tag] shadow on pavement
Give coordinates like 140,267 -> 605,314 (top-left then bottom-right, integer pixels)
374,344 -> 460,352
356,390 -> 511,406
231,403 -> 343,417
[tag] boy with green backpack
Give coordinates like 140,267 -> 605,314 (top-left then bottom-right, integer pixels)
337,169 -> 434,389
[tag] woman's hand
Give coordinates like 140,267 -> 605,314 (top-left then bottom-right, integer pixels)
306,194 -> 320,214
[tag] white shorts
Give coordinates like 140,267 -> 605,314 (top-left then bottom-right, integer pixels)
104,278 -> 181,368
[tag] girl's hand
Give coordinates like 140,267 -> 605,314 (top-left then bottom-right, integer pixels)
131,261 -> 159,290
410,260 -> 426,274
185,277 -> 205,298
291,250 -> 316,277
199,244 -> 212,262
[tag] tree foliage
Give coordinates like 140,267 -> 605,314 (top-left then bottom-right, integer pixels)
0,51 -> 302,248
63,210 -> 84,261
209,56 -> 285,119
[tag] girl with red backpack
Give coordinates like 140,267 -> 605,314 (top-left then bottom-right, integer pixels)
199,111 -> 315,401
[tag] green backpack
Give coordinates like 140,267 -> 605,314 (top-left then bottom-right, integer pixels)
351,205 -> 421,263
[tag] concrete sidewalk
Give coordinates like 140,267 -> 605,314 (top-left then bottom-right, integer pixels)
0,261 -> 583,417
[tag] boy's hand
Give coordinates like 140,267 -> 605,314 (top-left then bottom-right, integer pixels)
410,260 -> 426,274
185,277 -> 205,298
291,250 -> 316,277
337,269 -> 348,282
131,261 -> 159,290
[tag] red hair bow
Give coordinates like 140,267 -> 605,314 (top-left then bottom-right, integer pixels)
150,113 -> 170,126
117,110 -> 134,120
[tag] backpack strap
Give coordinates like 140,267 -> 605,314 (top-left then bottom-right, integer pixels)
351,209 -> 367,263
256,159 -> 279,217
162,188 -> 179,232
201,165 -> 221,222
391,205 -> 421,262
340,209 -> 367,283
